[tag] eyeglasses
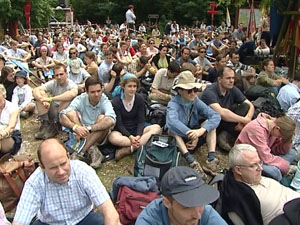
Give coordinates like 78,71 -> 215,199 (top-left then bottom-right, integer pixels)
70,52 -> 76,55
200,51 -> 206,53
237,161 -> 263,170
187,88 -> 198,94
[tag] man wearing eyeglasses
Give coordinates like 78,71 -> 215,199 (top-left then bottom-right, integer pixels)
221,144 -> 300,225
33,64 -> 78,140
166,71 -> 221,180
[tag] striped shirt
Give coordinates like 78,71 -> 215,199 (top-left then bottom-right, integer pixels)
14,160 -> 109,225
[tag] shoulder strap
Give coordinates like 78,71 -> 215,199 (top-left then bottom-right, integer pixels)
3,172 -> 23,197
187,104 -> 194,128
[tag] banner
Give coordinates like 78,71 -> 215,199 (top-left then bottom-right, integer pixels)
24,0 -> 32,29
226,7 -> 231,28
248,0 -> 256,39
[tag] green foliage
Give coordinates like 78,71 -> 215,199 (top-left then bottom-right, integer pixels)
0,0 -> 12,21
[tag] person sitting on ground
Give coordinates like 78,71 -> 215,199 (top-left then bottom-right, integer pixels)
236,113 -> 296,181
210,33 -> 228,57
52,42 -> 69,65
151,44 -> 171,72
167,71 -> 221,179
0,66 -> 17,101
108,73 -> 161,160
6,40 -> 31,69
127,55 -> 154,79
206,54 -> 227,83
226,50 -> 256,92
201,66 -> 255,151
0,84 -> 21,158
256,58 -> 289,95
84,51 -> 98,78
60,76 -> 116,168
221,144 -> 300,225
98,50 -> 114,85
175,46 -> 196,67
33,64 -> 78,140
116,41 -> 132,68
32,46 -> 55,80
147,38 -> 158,58
66,47 -> 84,69
149,61 -> 180,105
12,138 -> 120,225
277,71 -> 300,112
11,71 -> 35,119
104,63 -> 126,98
193,46 -> 213,79
136,166 -> 227,225
254,38 -> 270,57
68,36 -> 87,59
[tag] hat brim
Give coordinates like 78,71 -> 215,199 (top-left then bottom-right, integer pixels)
172,183 -> 219,207
173,82 -> 202,90
71,68 -> 81,74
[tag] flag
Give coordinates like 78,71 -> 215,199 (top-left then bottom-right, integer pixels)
226,7 -> 231,28
248,0 -> 256,39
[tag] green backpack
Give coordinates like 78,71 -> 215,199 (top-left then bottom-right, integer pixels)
134,134 -> 182,181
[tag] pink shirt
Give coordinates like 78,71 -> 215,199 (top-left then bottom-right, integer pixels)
236,113 -> 291,174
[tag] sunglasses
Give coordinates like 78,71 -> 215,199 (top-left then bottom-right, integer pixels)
70,52 -> 77,55
200,51 -> 206,53
187,88 -> 198,94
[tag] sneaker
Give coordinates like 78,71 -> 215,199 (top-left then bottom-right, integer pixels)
115,147 -> 132,161
70,151 -> 90,164
217,130 -> 234,152
66,132 -> 86,154
20,111 -> 30,119
202,158 -> 219,176
189,161 -> 208,182
89,145 -> 104,169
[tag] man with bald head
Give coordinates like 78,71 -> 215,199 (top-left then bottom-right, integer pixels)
12,138 -> 120,225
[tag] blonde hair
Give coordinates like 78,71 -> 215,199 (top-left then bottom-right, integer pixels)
275,115 -> 296,143
0,84 -> 6,97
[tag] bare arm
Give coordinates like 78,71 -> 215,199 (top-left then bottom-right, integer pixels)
52,88 -> 78,102
97,199 -> 120,225
151,88 -> 171,101
103,70 -> 116,93
210,103 -> 251,124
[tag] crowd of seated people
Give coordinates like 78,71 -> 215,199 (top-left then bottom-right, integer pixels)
1,14 -> 300,225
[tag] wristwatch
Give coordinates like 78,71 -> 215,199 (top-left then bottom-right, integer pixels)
86,125 -> 92,133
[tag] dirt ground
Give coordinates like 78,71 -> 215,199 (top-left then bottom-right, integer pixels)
18,113 -> 230,190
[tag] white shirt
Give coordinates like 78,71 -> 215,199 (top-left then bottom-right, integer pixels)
0,100 -> 20,130
250,176 -> 300,225
12,84 -> 33,110
126,9 -> 136,24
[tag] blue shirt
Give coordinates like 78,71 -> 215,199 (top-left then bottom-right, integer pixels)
98,60 -> 114,84
166,95 -> 221,138
277,83 -> 300,112
60,92 -> 116,126
136,198 -> 227,225
13,160 -> 110,225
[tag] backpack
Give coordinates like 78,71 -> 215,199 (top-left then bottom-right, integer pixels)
134,134 -> 181,181
115,185 -> 159,225
0,154 -> 35,213
253,96 -> 283,118
146,104 -> 167,128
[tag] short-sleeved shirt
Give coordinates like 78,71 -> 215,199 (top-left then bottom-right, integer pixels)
35,56 -> 53,66
53,51 -> 69,63
201,82 -> 246,109
136,198 -> 227,225
67,68 -> 90,85
60,92 -> 116,126
151,68 -> 175,93
42,79 -> 77,105
0,100 -> 20,130
98,61 -> 114,84
7,48 -> 27,59
13,160 -> 110,225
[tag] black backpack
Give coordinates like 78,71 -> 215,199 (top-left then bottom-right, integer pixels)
146,104 -> 167,127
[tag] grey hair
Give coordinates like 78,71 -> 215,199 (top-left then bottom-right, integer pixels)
0,84 -> 6,98
229,144 -> 257,168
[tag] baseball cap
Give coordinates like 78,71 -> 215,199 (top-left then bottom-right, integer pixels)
172,71 -> 202,90
15,70 -> 27,79
161,166 -> 219,207
70,59 -> 81,74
